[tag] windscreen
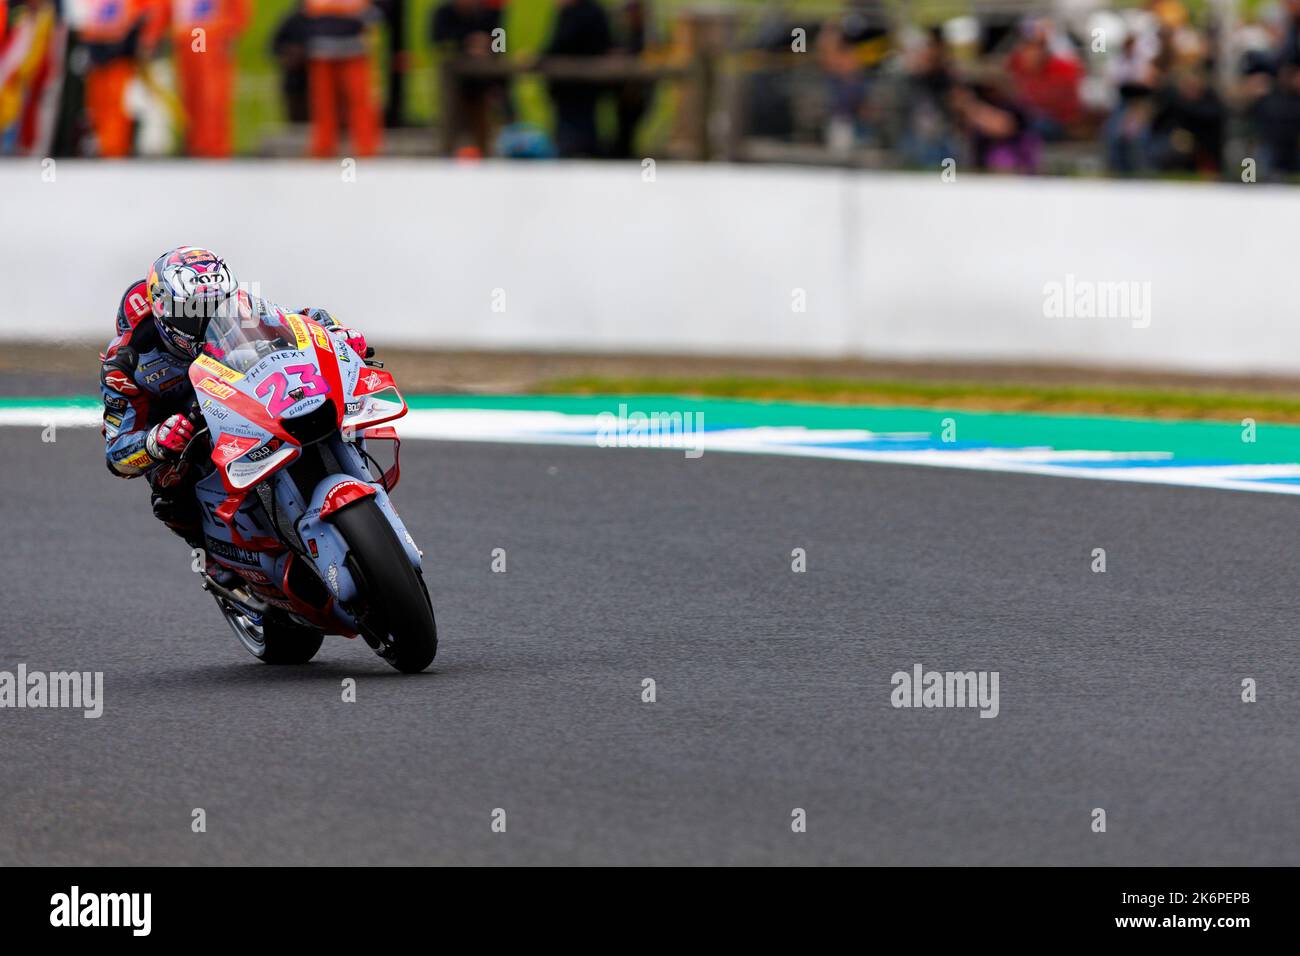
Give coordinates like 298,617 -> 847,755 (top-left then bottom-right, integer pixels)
201,302 -> 306,375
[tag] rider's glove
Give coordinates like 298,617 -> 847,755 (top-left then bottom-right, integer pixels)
304,308 -> 369,359
147,414 -> 195,461
337,327 -> 369,359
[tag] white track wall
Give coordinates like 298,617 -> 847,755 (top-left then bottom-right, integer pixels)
1,160 -> 1295,373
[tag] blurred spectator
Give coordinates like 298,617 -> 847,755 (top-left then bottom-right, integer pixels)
898,27 -> 956,167
303,0 -> 382,158
1103,33 -> 1159,174
816,7 -> 888,153
1004,19 -> 1082,141
432,0 -> 499,52
273,2 -> 312,124
1281,0 -> 1300,68
611,0 -> 652,159
1150,66 -> 1224,175
431,0 -> 506,156
7,0 -> 1295,181
373,0 -> 406,127
951,75 -> 1039,174
1246,62 -> 1300,179
542,0 -> 612,158
161,0 -> 248,158
76,0 -> 163,157
742,5 -> 800,141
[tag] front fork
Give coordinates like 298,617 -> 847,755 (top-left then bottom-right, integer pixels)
269,435 -> 422,624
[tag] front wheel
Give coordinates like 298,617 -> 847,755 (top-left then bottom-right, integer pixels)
332,497 -> 437,673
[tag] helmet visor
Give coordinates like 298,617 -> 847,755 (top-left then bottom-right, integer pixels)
165,306 -> 212,339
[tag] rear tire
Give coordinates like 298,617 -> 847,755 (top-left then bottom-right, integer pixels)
332,497 -> 437,673
218,597 -> 324,665
261,613 -> 326,664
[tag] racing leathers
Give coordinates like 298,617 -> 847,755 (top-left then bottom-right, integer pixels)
100,278 -> 363,549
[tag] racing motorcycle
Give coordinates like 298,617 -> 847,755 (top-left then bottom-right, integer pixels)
179,309 -> 436,673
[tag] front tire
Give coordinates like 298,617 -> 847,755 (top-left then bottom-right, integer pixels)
332,497 -> 437,673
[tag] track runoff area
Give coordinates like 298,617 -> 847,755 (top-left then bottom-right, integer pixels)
0,394 -> 1294,929
6,393 -> 1300,494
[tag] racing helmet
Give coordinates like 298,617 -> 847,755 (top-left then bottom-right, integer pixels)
146,247 -> 240,358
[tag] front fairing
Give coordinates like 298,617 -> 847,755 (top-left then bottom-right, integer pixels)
191,313 -> 357,493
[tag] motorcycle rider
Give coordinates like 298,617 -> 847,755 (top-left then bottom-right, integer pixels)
101,246 -> 368,578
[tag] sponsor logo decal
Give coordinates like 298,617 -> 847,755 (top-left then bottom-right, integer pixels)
193,353 -> 244,383
204,536 -> 262,566
166,329 -> 198,355
214,435 -> 254,464
126,290 -> 150,319
221,422 -> 264,439
103,368 -> 139,396
200,398 -> 230,421
286,315 -> 312,351
196,378 -> 236,401
322,479 -> 375,516
245,440 -> 282,463
310,325 -> 333,352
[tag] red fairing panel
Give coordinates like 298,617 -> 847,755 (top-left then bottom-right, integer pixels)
361,425 -> 401,491
320,479 -> 377,519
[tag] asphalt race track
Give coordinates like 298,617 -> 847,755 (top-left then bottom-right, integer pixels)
1,425 -> 1297,865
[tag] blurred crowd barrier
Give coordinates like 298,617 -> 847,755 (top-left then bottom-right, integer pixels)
4,1 -> 1300,182
5,160 -> 1300,373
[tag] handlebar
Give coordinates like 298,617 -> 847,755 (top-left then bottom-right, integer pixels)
179,396 -> 209,463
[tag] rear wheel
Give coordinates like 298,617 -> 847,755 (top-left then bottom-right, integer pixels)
332,497 -> 437,673
218,596 -> 324,665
